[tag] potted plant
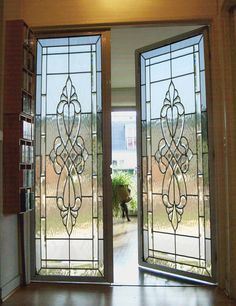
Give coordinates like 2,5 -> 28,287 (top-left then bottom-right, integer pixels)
111,171 -> 137,218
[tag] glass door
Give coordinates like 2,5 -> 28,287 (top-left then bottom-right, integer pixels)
136,28 -> 215,282
33,31 -> 113,282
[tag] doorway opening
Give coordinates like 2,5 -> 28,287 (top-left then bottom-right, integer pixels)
32,24 -> 214,285
111,110 -> 138,284
110,25 -> 214,285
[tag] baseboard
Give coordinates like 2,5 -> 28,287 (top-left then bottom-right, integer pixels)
1,274 -> 21,301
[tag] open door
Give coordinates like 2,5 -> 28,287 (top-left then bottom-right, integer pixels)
33,31 -> 113,283
136,27 -> 215,282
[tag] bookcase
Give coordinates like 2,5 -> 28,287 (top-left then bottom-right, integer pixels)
3,20 -> 35,214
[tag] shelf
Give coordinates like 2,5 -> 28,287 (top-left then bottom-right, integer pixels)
3,20 -> 35,214
23,66 -> 34,76
19,138 -> 33,145
19,163 -> 33,169
20,112 -> 34,121
22,88 -> 33,97
23,43 -> 35,55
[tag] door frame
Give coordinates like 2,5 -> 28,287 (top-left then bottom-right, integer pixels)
135,26 -> 217,283
30,29 -> 113,283
27,21 -> 219,285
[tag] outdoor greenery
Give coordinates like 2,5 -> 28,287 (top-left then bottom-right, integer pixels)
111,171 -> 137,217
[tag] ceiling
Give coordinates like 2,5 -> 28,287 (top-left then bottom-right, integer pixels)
111,25 -> 201,89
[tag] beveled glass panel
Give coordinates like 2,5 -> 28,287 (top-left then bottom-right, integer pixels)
205,196 -> 211,239
35,198 -> 41,238
97,154 -> 103,197
141,56 -> 146,85
171,53 -> 194,77
172,74 -> 195,113
35,239 -> 41,272
153,194 -> 173,233
142,157 -> 147,192
150,60 -> 171,82
46,198 -> 68,239
151,157 -> 162,194
143,193 -> 148,230
139,32 -> 212,279
176,236 -> 199,258
142,45 -> 170,60
151,119 -> 162,155
80,156 -> 93,197
70,240 -> 93,260
97,113 -> 103,154
47,46 -> 69,54
47,240 -> 69,260
170,35 -> 202,52
153,232 -> 175,254
150,80 -> 170,119
35,157 -> 40,196
141,121 -> 147,156
69,53 -> 91,73
35,35 -> 105,278
182,114 -> 197,154
70,197 -> 93,239
47,54 -> 68,74
97,73 -> 102,112
176,196 -> 199,237
184,155 -> 198,195
150,52 -> 170,65
45,157 -> 59,196
171,46 -> 193,59
202,112 -> 209,153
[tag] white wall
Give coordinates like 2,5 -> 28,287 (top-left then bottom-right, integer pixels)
112,88 -> 136,107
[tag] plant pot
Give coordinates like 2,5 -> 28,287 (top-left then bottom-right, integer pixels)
116,185 -> 130,202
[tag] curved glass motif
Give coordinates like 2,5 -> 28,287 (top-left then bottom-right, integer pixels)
155,81 -> 193,231
35,35 -> 104,278
139,33 -> 213,278
49,76 -> 88,236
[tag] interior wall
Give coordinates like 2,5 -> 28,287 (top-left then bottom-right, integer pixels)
216,0 -> 236,299
110,25 -> 201,108
112,88 -> 136,108
0,1 -> 21,302
6,0 -> 217,26
4,0 -> 22,21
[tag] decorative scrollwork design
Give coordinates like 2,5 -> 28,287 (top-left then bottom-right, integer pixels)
49,76 -> 88,236
155,81 -> 193,231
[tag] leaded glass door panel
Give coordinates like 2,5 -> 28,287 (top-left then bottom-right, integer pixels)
136,28 -> 215,282
33,32 -> 113,282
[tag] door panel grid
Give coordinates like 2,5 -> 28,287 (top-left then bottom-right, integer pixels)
137,30 -> 213,280
34,35 -> 107,278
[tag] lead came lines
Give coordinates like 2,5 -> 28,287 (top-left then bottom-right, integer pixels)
194,42 -> 206,267
145,59 -> 154,259
35,36 -> 105,277
49,75 -> 88,236
91,44 -> 98,268
41,48 -> 47,267
140,34 -> 212,277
